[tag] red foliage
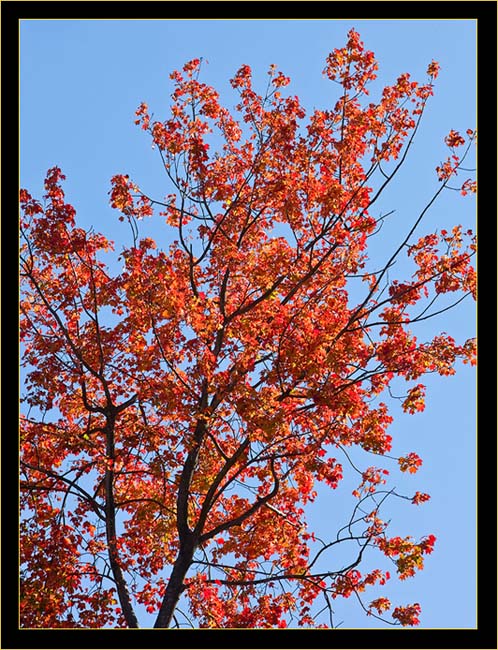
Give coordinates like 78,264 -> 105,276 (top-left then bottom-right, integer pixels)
20,29 -> 475,629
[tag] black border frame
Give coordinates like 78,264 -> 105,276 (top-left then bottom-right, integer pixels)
4,2 -> 496,648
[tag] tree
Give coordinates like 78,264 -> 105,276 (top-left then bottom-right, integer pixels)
20,29 -> 476,629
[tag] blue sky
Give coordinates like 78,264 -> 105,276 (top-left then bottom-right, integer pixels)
20,19 -> 476,629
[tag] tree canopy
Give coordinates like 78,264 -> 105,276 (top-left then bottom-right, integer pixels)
20,29 -> 476,629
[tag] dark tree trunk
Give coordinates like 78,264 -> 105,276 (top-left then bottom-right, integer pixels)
104,412 -> 140,629
153,536 -> 195,628
153,412 -> 206,628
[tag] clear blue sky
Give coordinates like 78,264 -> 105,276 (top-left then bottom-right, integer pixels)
20,19 -> 476,629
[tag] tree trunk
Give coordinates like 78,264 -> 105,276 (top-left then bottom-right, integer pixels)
104,412 -> 140,628
154,414 -> 205,627
153,536 -> 195,628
